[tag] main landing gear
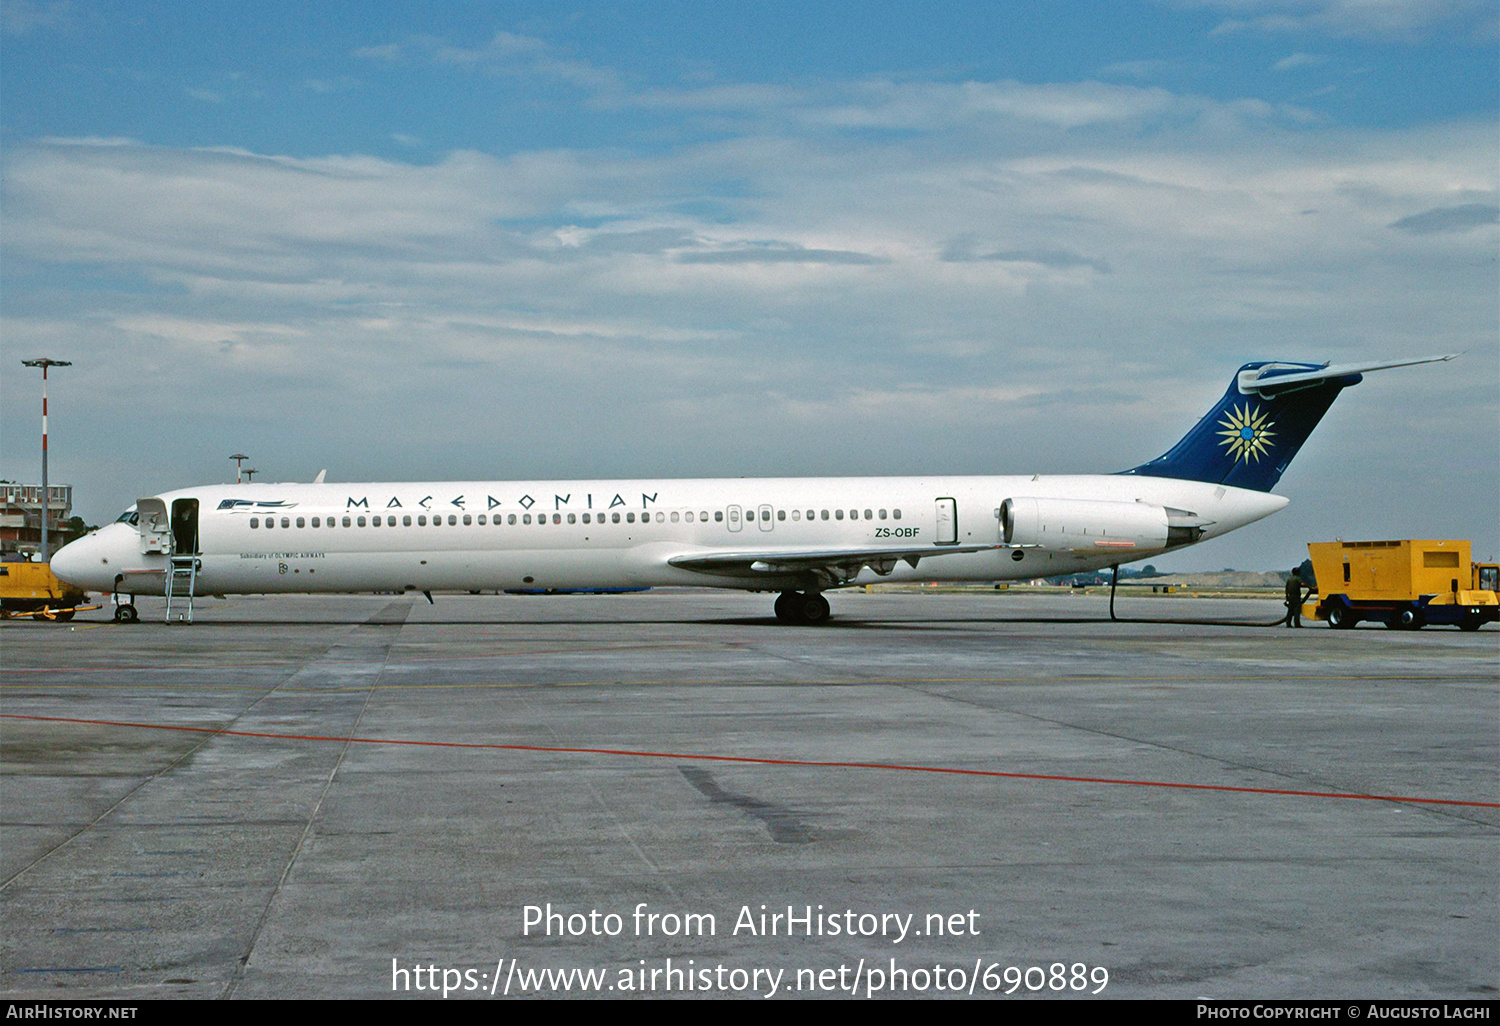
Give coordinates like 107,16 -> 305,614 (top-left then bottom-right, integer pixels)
774,591 -> 831,625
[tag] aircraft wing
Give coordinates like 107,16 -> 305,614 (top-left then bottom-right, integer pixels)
668,543 -> 1009,581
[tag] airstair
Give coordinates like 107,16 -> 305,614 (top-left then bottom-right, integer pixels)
165,555 -> 198,623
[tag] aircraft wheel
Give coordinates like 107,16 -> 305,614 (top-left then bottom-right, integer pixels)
113,604 -> 139,624
773,592 -> 795,623
796,592 -> 831,625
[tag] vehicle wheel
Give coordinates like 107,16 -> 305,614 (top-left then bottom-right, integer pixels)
114,603 -> 139,624
1396,607 -> 1423,630
53,609 -> 74,622
773,592 -> 795,622
796,592 -> 831,625
1459,616 -> 1483,632
1326,605 -> 1355,629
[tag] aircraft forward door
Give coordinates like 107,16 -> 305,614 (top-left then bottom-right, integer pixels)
935,497 -> 958,545
135,497 -> 170,554
170,498 -> 200,555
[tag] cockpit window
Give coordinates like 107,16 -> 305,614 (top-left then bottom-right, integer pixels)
115,509 -> 140,526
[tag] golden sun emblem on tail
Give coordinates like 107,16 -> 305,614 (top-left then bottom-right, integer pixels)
1217,403 -> 1276,463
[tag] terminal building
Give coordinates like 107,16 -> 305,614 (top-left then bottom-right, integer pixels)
0,483 -> 82,559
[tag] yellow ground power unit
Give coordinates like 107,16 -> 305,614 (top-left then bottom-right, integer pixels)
1303,539 -> 1498,630
0,561 -> 95,621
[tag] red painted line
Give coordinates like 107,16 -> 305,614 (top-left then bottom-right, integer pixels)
3,713 -> 1496,809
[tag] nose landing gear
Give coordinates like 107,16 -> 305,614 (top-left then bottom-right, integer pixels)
774,591 -> 831,625
111,574 -> 139,624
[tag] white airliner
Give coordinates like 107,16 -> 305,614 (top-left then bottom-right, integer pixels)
51,356 -> 1454,624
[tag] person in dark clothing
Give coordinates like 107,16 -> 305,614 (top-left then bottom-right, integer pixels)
1284,571 -> 1304,627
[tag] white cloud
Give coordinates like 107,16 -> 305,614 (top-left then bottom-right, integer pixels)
1271,52 -> 1327,70
356,29 -> 620,92
1,0 -> 69,35
1186,0 -> 1498,41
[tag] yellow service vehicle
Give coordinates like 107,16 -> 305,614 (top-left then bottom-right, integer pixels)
0,561 -> 97,621
1304,539 -> 1499,631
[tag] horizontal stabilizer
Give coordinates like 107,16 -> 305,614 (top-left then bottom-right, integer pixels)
1238,354 -> 1457,396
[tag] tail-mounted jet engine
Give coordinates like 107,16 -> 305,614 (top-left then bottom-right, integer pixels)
1000,497 -> 1201,553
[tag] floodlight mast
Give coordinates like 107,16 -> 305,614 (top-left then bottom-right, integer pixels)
20,358 -> 71,562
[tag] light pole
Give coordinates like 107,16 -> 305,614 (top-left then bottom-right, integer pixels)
230,453 -> 250,484
243,468 -> 258,483
20,358 -> 71,562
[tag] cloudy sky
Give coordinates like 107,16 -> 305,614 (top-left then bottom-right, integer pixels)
2,0 -> 1496,570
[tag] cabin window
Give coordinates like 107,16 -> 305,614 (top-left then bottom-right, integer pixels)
462,514 -> 472,526
548,513 -> 558,525
477,515 -> 486,525
609,512 -> 618,524
281,517 -> 290,528
864,509 -> 873,520
523,514 -> 532,525
566,513 -> 575,524
835,509 -> 844,520
892,509 -> 902,520
714,511 -> 723,522
400,515 -> 409,526
582,513 -> 591,524
444,515 -> 454,526
685,512 -> 694,523
508,514 -> 517,525
342,516 -> 352,527
308,517 -> 318,527
778,509 -> 786,521
371,516 -> 382,528
656,512 -> 665,523
250,518 -> 260,528
293,517 -> 303,528
670,512 -> 679,523
626,512 -> 636,523
879,509 -> 887,520
356,516 -> 366,527
417,515 -> 426,526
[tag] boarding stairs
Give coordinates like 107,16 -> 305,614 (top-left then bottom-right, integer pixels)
165,555 -> 199,623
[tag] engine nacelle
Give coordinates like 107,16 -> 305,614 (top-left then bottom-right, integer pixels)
1000,497 -> 1172,553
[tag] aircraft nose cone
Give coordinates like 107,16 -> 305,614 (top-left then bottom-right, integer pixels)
48,537 -> 89,586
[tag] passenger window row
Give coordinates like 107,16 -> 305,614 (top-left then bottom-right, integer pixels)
247,507 -> 903,529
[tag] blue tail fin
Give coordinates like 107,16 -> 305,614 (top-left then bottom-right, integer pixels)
1121,361 -> 1361,492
